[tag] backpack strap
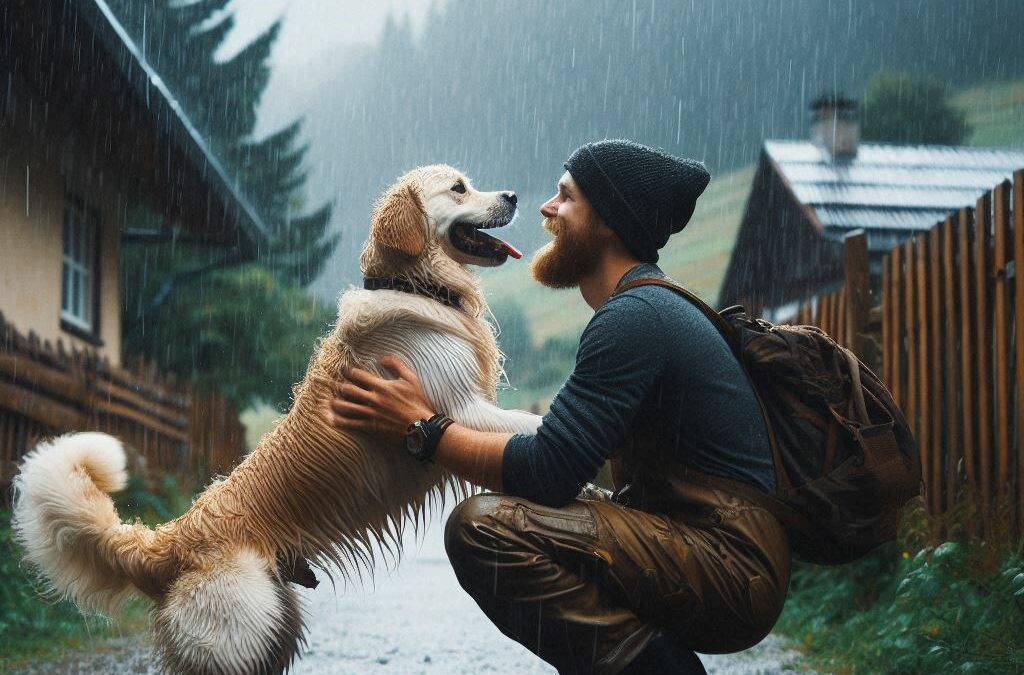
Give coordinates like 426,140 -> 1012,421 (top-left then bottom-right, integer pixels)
613,278 -> 742,353
611,277 -> 793,494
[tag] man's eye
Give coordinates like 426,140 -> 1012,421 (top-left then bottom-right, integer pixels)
451,182 -> 467,194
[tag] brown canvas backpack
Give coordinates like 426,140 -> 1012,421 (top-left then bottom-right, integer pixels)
615,278 -> 921,565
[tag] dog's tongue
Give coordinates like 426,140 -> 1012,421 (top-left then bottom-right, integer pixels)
499,240 -> 522,259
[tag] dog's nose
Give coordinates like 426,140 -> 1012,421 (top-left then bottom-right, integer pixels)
502,191 -> 517,206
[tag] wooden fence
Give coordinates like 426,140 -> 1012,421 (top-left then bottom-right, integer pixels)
0,311 -> 246,489
787,169 -> 1024,539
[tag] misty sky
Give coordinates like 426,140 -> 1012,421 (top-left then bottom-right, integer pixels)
223,0 -> 440,132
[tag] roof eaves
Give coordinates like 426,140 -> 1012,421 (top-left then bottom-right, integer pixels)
78,0 -> 271,252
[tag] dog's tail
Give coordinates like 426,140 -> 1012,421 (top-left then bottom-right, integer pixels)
13,432 -> 306,674
12,432 -> 172,612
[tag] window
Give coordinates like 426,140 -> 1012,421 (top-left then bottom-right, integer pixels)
61,198 -> 100,337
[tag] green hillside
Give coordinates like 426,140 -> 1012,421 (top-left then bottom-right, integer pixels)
955,78 -> 1024,148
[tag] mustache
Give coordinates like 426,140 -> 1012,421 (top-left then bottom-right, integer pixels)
542,216 -> 565,235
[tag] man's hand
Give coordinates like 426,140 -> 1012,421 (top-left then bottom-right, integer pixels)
326,355 -> 435,443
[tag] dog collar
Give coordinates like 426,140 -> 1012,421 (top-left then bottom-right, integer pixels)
363,276 -> 463,310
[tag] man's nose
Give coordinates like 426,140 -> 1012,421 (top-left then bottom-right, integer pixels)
540,197 -> 557,218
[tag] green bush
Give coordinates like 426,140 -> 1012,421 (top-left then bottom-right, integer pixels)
776,503 -> 1024,674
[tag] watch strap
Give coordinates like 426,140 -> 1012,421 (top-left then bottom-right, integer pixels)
413,413 -> 455,462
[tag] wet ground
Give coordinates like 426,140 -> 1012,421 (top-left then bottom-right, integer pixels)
10,508 -> 811,674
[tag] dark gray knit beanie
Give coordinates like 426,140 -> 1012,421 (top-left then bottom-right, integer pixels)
564,139 -> 711,263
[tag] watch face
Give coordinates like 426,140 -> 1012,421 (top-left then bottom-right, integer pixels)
406,423 -> 427,452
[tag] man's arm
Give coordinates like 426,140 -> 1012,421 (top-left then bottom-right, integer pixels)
501,294 -> 666,505
329,294 -> 665,505
327,355 -> 515,490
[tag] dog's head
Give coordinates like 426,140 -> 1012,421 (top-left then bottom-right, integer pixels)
368,164 -> 521,268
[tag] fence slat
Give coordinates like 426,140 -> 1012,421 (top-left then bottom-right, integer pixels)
883,251 -> 893,390
993,181 -> 1012,510
891,245 -> 904,410
845,231 -> 870,356
916,234 -> 933,514
837,288 -> 847,348
928,225 -> 944,518
941,216 -> 963,516
959,207 -> 979,527
975,193 -> 994,525
1014,170 -> 1024,531
905,239 -> 919,457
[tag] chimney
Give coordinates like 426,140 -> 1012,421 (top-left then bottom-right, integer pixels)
810,95 -> 860,159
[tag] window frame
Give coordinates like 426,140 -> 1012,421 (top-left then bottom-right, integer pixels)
59,195 -> 103,345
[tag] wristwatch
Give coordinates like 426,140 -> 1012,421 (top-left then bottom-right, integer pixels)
405,413 -> 455,462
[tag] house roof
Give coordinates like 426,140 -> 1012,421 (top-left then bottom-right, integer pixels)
79,0 -> 270,249
765,140 -> 1024,246
1,0 -> 270,251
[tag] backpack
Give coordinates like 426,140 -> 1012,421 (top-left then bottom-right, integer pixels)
615,278 -> 921,565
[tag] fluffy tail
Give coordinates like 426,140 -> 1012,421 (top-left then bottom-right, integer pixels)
11,432 -> 168,612
13,432 -> 306,674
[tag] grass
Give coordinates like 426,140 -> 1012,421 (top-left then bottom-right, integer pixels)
774,500 -> 1024,674
954,78 -> 1024,148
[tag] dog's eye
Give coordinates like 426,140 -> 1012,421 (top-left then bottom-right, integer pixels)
451,182 -> 467,194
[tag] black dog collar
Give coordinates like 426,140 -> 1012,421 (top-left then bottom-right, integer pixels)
363,276 -> 463,310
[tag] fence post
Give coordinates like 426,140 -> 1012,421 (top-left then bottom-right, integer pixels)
844,229 -> 870,358
1014,170 -> 1024,535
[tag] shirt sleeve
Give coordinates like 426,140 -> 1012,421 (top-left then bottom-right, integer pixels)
501,294 -> 667,506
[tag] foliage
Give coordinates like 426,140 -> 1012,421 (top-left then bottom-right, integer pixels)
862,69 -> 972,145
490,297 -> 578,409
0,474 -> 194,663
104,0 -> 339,408
106,0 -> 337,286
775,500 -> 1024,674
123,257 -> 334,409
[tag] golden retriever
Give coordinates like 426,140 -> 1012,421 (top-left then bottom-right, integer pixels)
12,165 -> 542,674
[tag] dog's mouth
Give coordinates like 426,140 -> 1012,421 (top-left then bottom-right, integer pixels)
449,221 -> 522,262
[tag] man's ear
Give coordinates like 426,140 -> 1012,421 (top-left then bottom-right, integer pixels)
371,181 -> 427,257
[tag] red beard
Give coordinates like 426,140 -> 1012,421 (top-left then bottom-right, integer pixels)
530,215 -> 613,289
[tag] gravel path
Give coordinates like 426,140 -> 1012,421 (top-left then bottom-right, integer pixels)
9,509 -> 812,674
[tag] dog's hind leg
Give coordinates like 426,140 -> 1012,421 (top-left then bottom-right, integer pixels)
152,548 -> 305,675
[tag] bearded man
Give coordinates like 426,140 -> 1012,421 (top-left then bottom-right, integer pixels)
327,140 -> 790,675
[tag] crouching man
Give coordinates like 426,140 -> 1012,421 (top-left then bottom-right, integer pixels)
327,139 -> 790,675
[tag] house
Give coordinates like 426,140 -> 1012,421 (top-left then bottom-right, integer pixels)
719,96 -> 1024,320
0,0 -> 264,481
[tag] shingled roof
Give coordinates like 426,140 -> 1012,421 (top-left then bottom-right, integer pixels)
719,140 -> 1024,311
766,140 -> 1024,249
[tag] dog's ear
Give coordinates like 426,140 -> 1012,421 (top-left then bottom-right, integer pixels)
371,181 -> 427,257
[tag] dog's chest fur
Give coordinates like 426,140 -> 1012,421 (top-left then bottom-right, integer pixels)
335,289 -> 502,399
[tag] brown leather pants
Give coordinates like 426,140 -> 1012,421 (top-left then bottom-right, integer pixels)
444,481 -> 790,675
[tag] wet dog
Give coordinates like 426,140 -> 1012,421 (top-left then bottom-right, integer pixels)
12,165 -> 541,674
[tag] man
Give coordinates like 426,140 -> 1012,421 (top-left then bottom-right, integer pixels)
327,140 -> 790,675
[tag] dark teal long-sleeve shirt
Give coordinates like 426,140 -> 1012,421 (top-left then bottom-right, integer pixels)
501,263 -> 775,507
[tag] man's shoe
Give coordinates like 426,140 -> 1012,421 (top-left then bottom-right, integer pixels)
619,630 -> 707,675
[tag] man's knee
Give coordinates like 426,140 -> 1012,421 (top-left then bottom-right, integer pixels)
444,493 -> 514,562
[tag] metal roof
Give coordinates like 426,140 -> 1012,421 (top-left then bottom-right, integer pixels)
765,140 -> 1024,234
79,0 -> 270,249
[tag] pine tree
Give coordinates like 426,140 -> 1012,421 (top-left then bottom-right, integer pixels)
107,0 -> 338,406
108,0 -> 336,284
